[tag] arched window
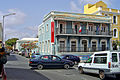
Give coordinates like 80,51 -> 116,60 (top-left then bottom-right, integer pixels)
113,28 -> 118,38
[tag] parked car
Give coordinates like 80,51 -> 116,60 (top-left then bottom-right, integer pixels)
31,53 -> 40,59
78,51 -> 120,80
61,54 -> 80,64
29,55 -> 74,70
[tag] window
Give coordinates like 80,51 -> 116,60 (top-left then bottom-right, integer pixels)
88,26 -> 93,31
46,24 -> 48,32
48,40 -> 50,53
75,25 -> 78,34
52,56 -> 61,61
104,14 -> 108,16
42,42 -> 44,52
94,57 -> 107,64
112,53 -> 118,62
71,41 -> 76,52
92,41 -> 96,51
42,27 -> 44,33
39,42 -> 41,52
113,28 -> 118,38
60,24 -> 63,33
41,56 -> 49,60
45,41 -> 47,53
59,41 -> 65,52
114,29 -> 116,37
39,29 -> 41,35
101,26 -> 106,32
113,16 -> 117,24
94,53 -> 107,64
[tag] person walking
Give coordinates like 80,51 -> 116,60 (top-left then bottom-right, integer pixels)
0,47 -> 7,80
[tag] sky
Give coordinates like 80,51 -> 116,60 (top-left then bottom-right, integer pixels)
0,0 -> 119,40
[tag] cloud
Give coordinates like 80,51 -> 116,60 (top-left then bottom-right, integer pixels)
70,1 -> 82,12
0,9 -> 26,27
5,28 -> 34,40
70,0 -> 113,13
4,9 -> 26,27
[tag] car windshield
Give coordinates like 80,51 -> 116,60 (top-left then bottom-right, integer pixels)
59,55 -> 64,59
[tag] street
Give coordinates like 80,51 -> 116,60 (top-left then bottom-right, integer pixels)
4,54 -> 116,80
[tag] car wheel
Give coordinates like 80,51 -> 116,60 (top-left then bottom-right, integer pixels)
37,64 -> 43,70
99,71 -> 105,80
64,64 -> 70,69
79,67 -> 84,74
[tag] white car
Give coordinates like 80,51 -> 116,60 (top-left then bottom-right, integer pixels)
78,51 -> 120,80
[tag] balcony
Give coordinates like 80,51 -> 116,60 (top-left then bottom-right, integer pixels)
58,47 -> 110,52
56,28 -> 112,37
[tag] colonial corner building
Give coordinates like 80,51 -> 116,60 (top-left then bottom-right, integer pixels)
84,1 -> 120,44
38,11 -> 112,57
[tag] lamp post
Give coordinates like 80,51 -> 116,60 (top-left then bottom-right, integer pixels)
2,13 -> 16,43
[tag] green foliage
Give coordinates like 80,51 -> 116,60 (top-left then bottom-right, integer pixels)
5,38 -> 19,47
20,41 -> 38,51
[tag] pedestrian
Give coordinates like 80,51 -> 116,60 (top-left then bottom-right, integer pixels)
0,47 -> 7,77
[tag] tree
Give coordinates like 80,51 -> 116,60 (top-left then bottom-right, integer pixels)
5,38 -> 19,50
20,41 -> 38,52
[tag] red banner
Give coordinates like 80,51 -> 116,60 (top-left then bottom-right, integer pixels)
51,22 -> 54,43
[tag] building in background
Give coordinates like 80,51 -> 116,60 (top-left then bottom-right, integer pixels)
16,38 -> 39,53
84,1 -> 120,50
38,11 -> 112,59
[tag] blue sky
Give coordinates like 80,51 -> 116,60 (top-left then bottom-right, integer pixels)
0,0 -> 118,40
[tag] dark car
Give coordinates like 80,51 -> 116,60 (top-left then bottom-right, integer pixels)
61,54 -> 80,64
29,55 -> 74,70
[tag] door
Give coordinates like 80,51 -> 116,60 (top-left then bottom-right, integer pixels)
82,40 -> 87,52
71,41 -> 76,52
111,53 -> 119,73
60,24 -> 63,34
101,42 -> 106,51
59,41 -> 65,52
92,41 -> 96,51
50,55 -> 64,68
40,55 -> 51,67
75,25 -> 78,34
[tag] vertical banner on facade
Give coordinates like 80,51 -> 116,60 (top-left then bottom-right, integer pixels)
51,22 -> 54,43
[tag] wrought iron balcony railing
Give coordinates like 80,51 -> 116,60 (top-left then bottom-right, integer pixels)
58,47 -> 110,52
56,28 -> 112,36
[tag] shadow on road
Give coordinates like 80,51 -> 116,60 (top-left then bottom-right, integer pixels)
5,68 -> 50,80
83,73 -> 118,80
31,67 -> 75,70
7,55 -> 18,61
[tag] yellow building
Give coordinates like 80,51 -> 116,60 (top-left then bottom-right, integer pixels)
84,1 -> 120,44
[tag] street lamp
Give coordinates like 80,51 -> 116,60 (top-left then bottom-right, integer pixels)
2,13 -> 16,43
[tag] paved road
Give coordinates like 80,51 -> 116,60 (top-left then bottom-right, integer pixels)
5,54 -> 49,80
4,54 -> 117,80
